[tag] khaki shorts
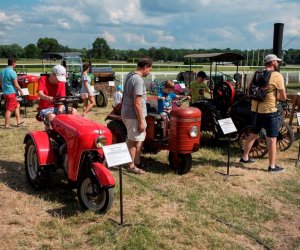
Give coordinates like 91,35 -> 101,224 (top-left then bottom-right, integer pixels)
81,92 -> 94,99
123,118 -> 147,142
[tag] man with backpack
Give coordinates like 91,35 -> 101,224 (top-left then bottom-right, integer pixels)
240,54 -> 287,173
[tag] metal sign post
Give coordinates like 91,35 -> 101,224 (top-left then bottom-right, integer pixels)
296,113 -> 300,167
103,143 -> 132,227
217,118 -> 243,178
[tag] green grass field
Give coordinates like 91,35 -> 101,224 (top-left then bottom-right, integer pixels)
0,90 -> 300,249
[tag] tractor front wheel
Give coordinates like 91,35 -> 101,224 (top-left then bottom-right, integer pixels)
77,174 -> 114,213
168,152 -> 192,175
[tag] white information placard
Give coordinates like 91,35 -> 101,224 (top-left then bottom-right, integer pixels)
218,118 -> 237,135
109,81 -> 115,87
297,112 -> 300,126
179,83 -> 186,89
103,142 -> 132,167
20,88 -> 29,96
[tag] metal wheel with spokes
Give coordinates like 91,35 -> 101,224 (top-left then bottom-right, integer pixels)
24,139 -> 48,189
77,174 -> 114,213
238,126 -> 268,158
277,122 -> 294,152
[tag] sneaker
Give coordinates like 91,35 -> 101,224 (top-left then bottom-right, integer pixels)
239,158 -> 255,164
268,165 -> 284,173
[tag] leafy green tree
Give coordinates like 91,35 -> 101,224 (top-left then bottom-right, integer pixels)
37,37 -> 61,54
24,44 -> 40,58
92,37 -> 111,59
0,44 -> 24,58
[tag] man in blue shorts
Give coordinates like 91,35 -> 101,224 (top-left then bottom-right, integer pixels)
240,54 -> 287,173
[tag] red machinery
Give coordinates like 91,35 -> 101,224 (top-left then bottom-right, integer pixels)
17,73 -> 39,106
106,97 -> 201,175
24,96 -> 115,213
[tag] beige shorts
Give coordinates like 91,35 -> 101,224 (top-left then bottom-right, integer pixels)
123,118 -> 147,142
81,93 -> 94,99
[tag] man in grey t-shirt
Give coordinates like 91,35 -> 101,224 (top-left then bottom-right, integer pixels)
121,58 -> 153,174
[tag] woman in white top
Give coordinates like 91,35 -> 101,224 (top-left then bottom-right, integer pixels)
80,63 -> 95,117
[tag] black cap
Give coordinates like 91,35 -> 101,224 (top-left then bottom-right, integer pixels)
197,71 -> 207,78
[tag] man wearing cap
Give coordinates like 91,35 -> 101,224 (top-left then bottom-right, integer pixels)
189,71 -> 211,102
37,65 -> 76,126
240,54 -> 287,173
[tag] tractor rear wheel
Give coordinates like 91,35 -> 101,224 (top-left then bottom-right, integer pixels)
238,125 -> 268,158
95,90 -> 108,107
107,120 -> 127,143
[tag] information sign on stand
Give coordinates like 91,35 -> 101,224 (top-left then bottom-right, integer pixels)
296,113 -> 300,165
108,81 -> 115,98
20,88 -> 29,96
103,143 -> 132,226
217,118 -> 241,178
218,118 -> 237,135
18,88 -> 29,117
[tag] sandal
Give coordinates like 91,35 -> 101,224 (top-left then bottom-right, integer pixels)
135,162 -> 146,169
3,126 -> 15,129
16,121 -> 25,127
127,166 -> 145,175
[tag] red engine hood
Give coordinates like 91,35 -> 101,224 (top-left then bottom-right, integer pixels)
52,114 -> 110,136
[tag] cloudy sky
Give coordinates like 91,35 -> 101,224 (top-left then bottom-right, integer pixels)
0,0 -> 299,50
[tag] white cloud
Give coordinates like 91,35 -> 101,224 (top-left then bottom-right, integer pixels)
100,30 -> 116,43
247,23 -> 266,41
0,11 -> 22,26
1,0 -> 300,49
153,30 -> 175,43
124,33 -> 147,45
57,19 -> 71,30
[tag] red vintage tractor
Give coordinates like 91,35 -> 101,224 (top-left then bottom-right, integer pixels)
17,72 -> 39,106
24,96 -> 115,213
106,96 -> 201,175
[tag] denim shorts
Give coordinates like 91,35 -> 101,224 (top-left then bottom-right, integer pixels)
251,111 -> 280,138
38,107 -> 66,120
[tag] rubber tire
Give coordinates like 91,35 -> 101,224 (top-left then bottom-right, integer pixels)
168,152 -> 192,175
107,120 -> 127,143
24,139 -> 49,190
190,101 -> 222,141
77,174 -> 114,213
277,122 -> 294,152
95,90 -> 108,107
238,125 -> 268,158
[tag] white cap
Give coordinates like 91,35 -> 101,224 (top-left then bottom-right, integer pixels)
52,65 -> 67,82
264,54 -> 282,63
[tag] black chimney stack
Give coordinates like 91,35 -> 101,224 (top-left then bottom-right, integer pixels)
273,23 -> 284,58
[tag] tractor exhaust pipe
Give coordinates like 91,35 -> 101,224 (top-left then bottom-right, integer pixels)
273,23 -> 284,70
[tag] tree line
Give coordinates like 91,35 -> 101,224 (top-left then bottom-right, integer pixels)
1,37 -> 300,65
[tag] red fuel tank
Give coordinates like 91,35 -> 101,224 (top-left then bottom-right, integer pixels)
169,107 -> 201,153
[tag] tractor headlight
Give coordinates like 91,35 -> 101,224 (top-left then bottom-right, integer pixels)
95,135 -> 107,148
96,77 -> 99,82
189,125 -> 199,138
24,78 -> 29,84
